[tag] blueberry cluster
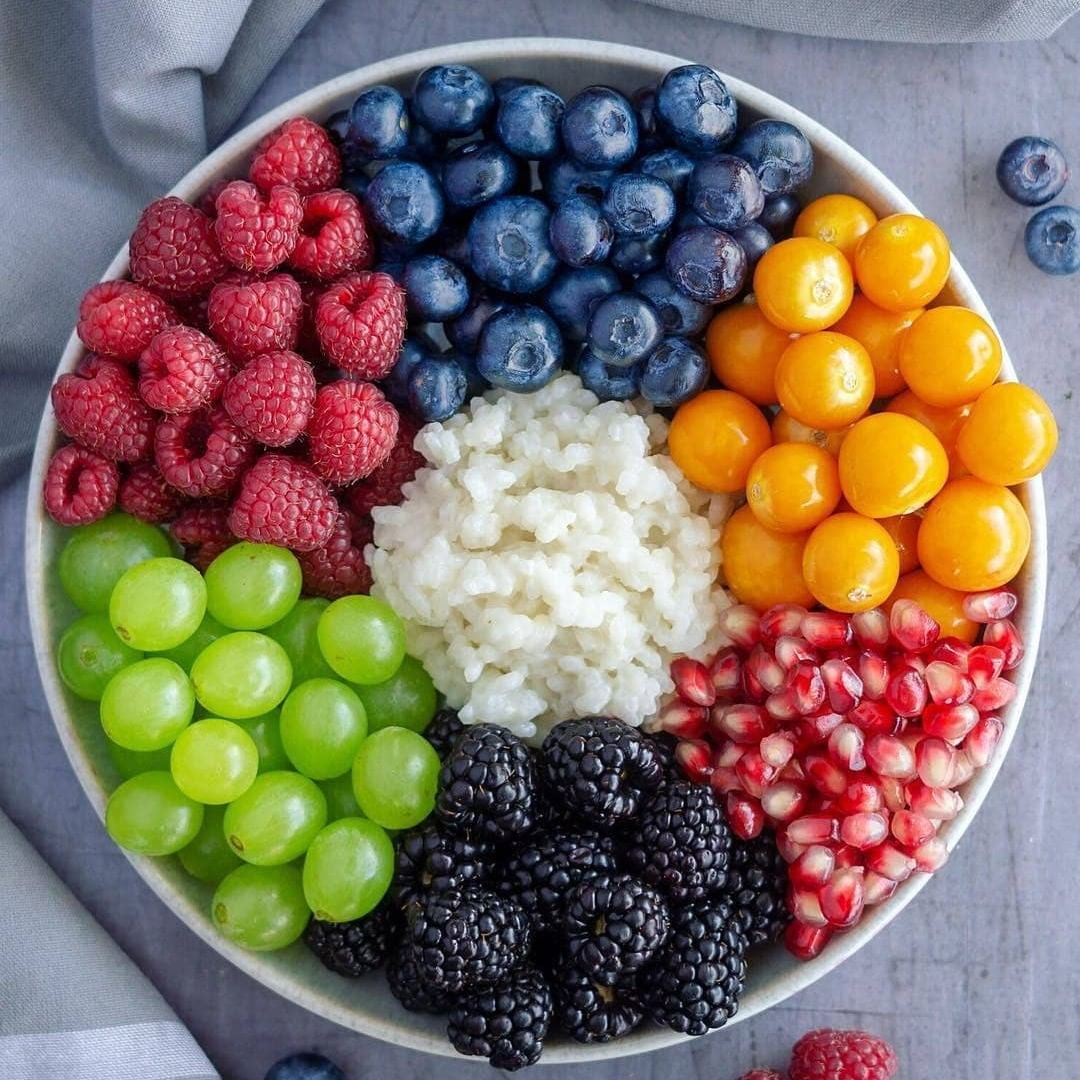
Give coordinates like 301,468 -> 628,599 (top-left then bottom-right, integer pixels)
303,715 -> 790,1069
324,65 -> 815,422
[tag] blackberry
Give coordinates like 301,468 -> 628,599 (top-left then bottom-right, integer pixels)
303,900 -> 401,977
496,830 -> 617,933
646,731 -> 682,783
621,780 -> 732,902
386,946 -> 453,1014
436,723 -> 539,842
642,900 -> 747,1036
447,966 -> 552,1070
563,873 -> 670,986
540,716 -> 663,827
408,886 -> 531,992
424,707 -> 464,759
393,825 -> 492,909
553,955 -> 644,1043
725,830 -> 791,947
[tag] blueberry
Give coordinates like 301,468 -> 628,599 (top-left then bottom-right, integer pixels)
633,271 -> 710,336
560,86 -> 639,169
324,110 -> 351,145
467,195 -> 558,294
347,85 -> 410,160
493,76 -> 540,101
402,255 -> 471,321
656,65 -> 737,156
731,221 -> 774,268
731,119 -> 814,196
758,193 -> 801,238
495,84 -> 565,160
639,148 -> 696,198
383,335 -> 435,406
601,173 -> 676,239
540,158 -> 617,204
665,225 -> 747,303
264,1052 -> 345,1080
676,208 -> 708,231
639,337 -> 710,407
631,85 -> 661,150
364,161 -> 443,245
687,153 -> 765,233
446,294 -> 508,354
432,221 -> 472,265
408,355 -> 469,420
401,99 -> 445,161
374,259 -> 406,278
549,195 -> 615,267
412,64 -> 494,136
544,266 -> 622,341
610,232 -> 668,275
577,347 -> 642,401
453,349 -> 489,398
997,136 -> 1070,207
1024,205 -> 1080,274
442,140 -> 519,208
341,170 -> 369,199
477,305 -> 564,391
587,292 -> 664,368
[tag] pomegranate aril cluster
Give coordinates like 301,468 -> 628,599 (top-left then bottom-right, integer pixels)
658,592 -> 1023,960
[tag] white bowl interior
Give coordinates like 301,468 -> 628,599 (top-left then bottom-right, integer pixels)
25,38 -> 1046,1065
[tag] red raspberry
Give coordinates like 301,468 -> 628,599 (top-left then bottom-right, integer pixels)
43,444 -> 118,525
308,380 -> 398,486
288,189 -> 373,281
296,510 -> 373,598
789,1029 -> 898,1080
315,271 -> 406,378
129,197 -> 227,297
171,502 -> 235,570
77,281 -> 179,363
214,180 -> 303,273
737,1070 -> 786,1080
138,326 -> 232,414
346,415 -> 424,517
155,406 -> 256,498
249,117 -> 341,196
223,350 -> 316,446
51,355 -> 155,463
207,272 -> 303,363
228,453 -> 338,551
197,179 -> 232,219
118,463 -> 187,523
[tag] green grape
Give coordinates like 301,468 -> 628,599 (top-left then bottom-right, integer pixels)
355,655 -> 437,734
190,632 -> 292,719
105,771 -> 204,855
222,771 -> 327,865
109,557 -> 207,651
107,739 -> 173,780
302,817 -> 394,923
265,598 -> 335,683
170,718 -> 259,804
211,864 -> 310,951
58,513 -> 172,613
100,658 -> 194,751
233,710 -> 289,772
204,542 -> 302,630
351,726 -> 439,830
178,805 -> 243,883
279,678 -> 367,780
160,612 -> 228,671
317,596 -> 406,685
319,773 -> 365,821
57,613 -> 142,701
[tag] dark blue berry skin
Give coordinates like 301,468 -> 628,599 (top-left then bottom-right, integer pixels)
477,305 -> 564,392
467,196 -> 559,294
1024,205 -> 1080,274
454,349 -> 489,399
676,208 -> 708,231
496,84 -> 565,160
997,136 -> 1070,206
665,225 -> 747,304
347,85 -> 410,160
549,195 -> 615,267
639,148 -> 696,198
264,1052 -> 345,1080
578,347 -> 642,401
731,221 -> 774,269
408,355 -> 469,420
632,86 -> 661,151
561,86 -> 639,169
493,76 -> 540,101
587,292 -> 664,368
384,335 -> 435,406
442,141 -> 519,208
602,173 -> 677,239
341,170 -> 369,200
656,65 -> 737,156
446,294 -> 508,354
758,193 -> 800,238
544,266 -> 622,342
432,222 -> 472,266
688,154 -> 765,231
610,232 -> 668,275
401,100 -> 445,162
540,158 -> 617,204
402,255 -> 471,321
634,271 -> 711,336
364,161 -> 444,246
731,119 -> 814,196
412,64 -> 494,136
639,337 -> 710,407
325,110 -> 351,145
374,259 -> 406,279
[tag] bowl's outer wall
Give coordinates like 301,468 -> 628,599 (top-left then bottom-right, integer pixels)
25,38 -> 1046,1064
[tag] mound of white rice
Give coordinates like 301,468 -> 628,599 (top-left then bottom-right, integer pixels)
369,373 -> 732,740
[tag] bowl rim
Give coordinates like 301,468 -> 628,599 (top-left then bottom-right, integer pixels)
24,36 -> 1047,1065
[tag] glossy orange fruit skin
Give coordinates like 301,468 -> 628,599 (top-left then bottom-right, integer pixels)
746,442 -> 842,533
774,332 -> 875,431
878,513 -> 922,575
668,390 -> 772,493
832,293 -> 922,398
794,194 -> 878,261
753,237 -> 854,333
887,569 -> 979,644
802,512 -> 901,613
706,301 -> 793,406
956,381 -> 1058,485
721,505 -> 815,611
886,390 -> 972,478
771,410 -> 851,455
854,213 -> 951,312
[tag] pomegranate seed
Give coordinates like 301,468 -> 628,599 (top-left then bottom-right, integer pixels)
645,699 -> 708,739
963,715 -> 1004,768
911,835 -> 949,872
949,751 -> 976,786
715,740 -> 746,767
836,777 -> 884,814
904,652 -> 927,674
776,830 -> 808,864
801,611 -> 852,649
928,636 -> 973,670
803,753 -> 849,797
916,737 -> 957,788
709,765 -> 742,795
840,811 -> 888,849
746,643 -> 787,694
725,791 -> 765,839
967,644 -> 1006,687
891,809 -> 936,847
781,756 -> 806,781
774,635 -> 816,671
863,870 -> 899,905
857,651 -> 890,700
820,867 -> 865,928
924,661 -> 975,705
983,618 -> 1024,669
718,604 -> 761,649
865,841 -> 917,882
885,665 -> 928,716
713,703 -> 772,744
803,711 -> 845,741
741,662 -> 767,703
821,657 -> 863,712
827,723 -> 866,771
851,607 -> 889,647
760,732 -> 795,769
890,598 -> 941,652
765,687 -> 801,722
790,844 -> 836,888
759,603 -> 807,641
971,677 -> 1017,712
785,920 -> 832,960
880,777 -> 907,811
788,661 -> 827,715
760,779 -> 810,822
922,702 -> 980,743
709,647 -> 742,700
736,749 -> 777,797
675,738 -> 714,782
849,700 -> 897,734
786,814 -> 839,845
963,588 -> 1017,623
670,657 -> 716,706
898,727 -> 924,756
907,781 -> 963,821
833,844 -> 860,869
791,885 -> 829,927
864,733 -> 916,779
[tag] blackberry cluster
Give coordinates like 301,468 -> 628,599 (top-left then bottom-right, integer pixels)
304,900 -> 401,977
724,829 -> 792,947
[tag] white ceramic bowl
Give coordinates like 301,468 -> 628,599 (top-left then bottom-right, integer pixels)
25,37 -> 1046,1064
